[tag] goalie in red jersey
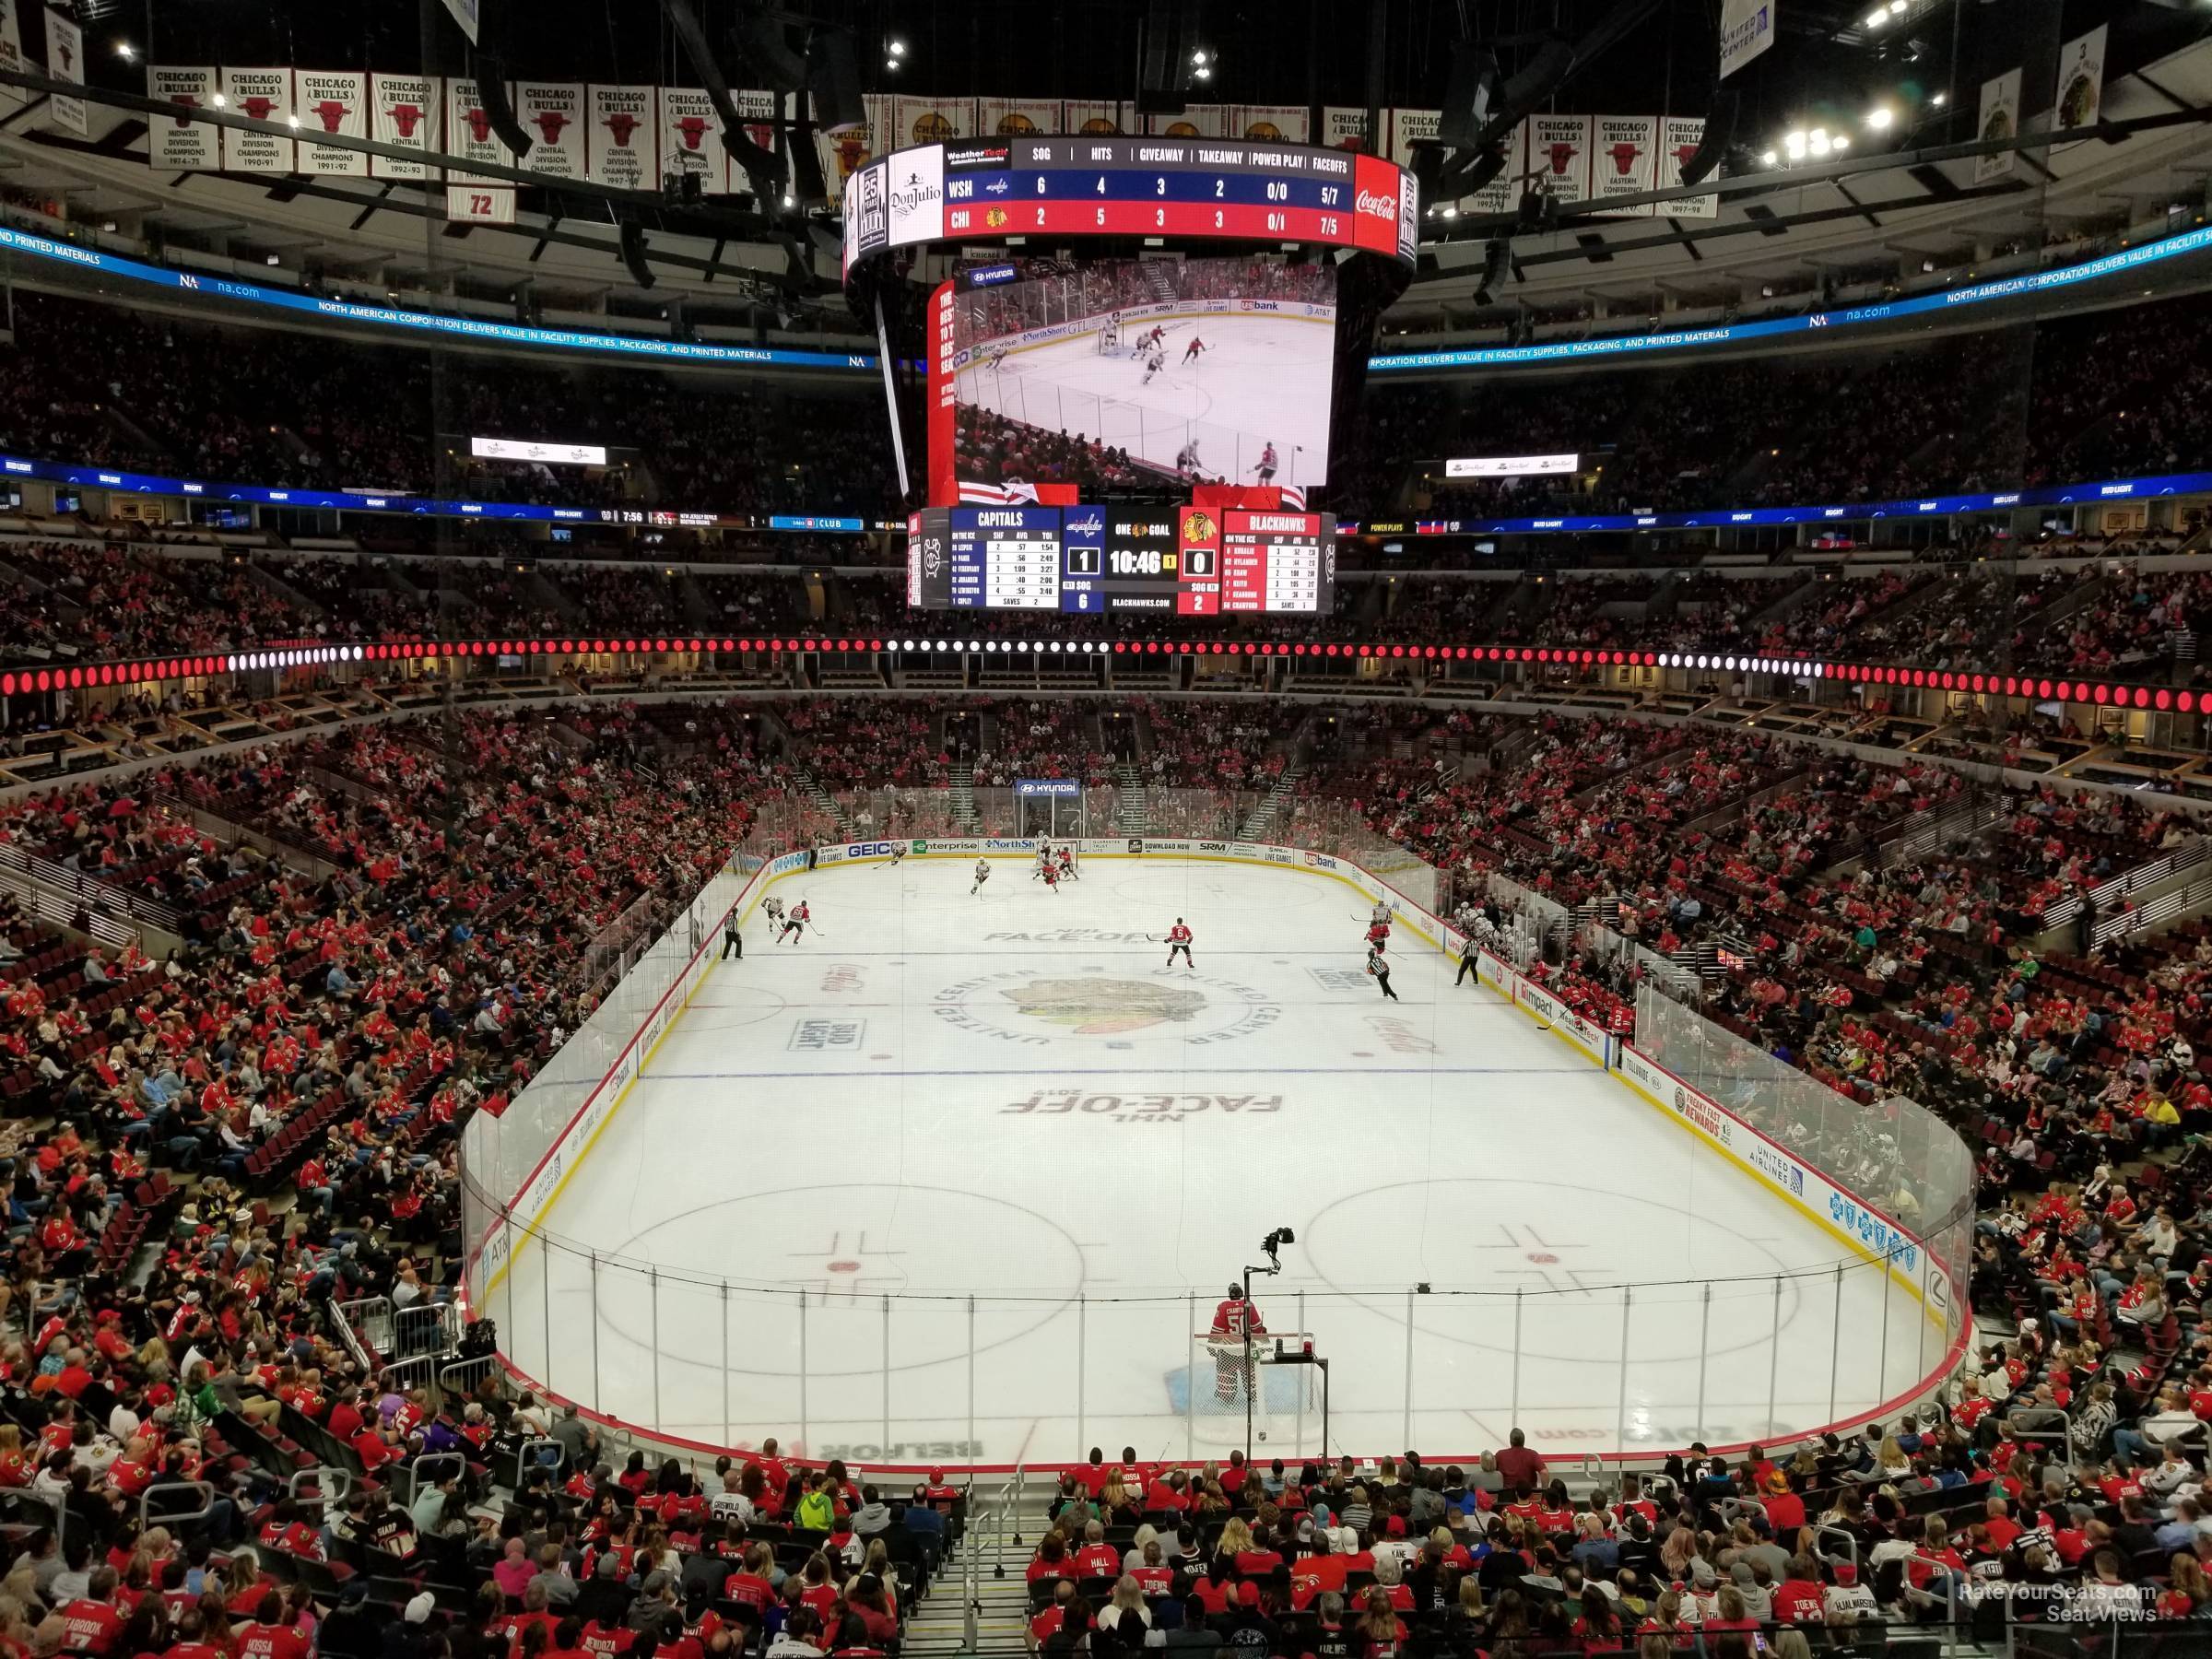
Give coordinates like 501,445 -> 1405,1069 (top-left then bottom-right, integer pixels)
1208,1284 -> 1267,1406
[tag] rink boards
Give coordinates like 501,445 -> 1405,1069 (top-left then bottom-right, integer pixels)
465,832 -> 1967,1462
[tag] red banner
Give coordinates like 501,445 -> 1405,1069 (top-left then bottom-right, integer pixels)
926,280 -> 957,508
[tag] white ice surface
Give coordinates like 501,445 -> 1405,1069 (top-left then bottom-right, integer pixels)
492,856 -> 1934,1468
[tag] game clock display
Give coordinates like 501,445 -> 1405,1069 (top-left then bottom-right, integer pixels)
906,505 -> 1335,617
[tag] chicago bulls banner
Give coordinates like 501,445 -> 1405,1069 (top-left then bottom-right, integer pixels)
1465,118 -> 1524,217
218,68 -> 294,171
147,67 -> 218,170
1384,108 -> 1437,174
516,83 -> 586,180
733,87 -> 782,182
1058,100 -> 1125,136
370,72 -> 439,180
658,87 -> 725,192
1592,114 -> 1657,215
889,96 -> 971,148
296,69 -> 367,174
447,76 -> 514,182
814,93 -> 888,208
1528,112 -> 1593,200
1145,105 -> 1231,139
1320,107 -> 1371,153
1657,116 -> 1718,218
1235,105 -> 1312,145
975,99 -> 1062,139
0,0 -> 25,113
586,85 -> 655,189
45,10 -> 84,136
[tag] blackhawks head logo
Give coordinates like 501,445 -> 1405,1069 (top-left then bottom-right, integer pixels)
1182,511 -> 1216,545
1001,977 -> 1206,1035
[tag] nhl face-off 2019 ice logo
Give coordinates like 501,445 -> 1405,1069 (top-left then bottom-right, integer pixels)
931,970 -> 1278,1046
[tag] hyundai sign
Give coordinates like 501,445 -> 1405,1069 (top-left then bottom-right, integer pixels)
1014,779 -> 1082,798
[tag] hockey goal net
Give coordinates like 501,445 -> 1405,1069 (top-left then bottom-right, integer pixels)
1094,322 -> 1123,356
1180,1330 -> 1319,1449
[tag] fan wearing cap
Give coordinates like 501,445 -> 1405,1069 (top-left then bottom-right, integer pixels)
1821,1559 -> 1878,1623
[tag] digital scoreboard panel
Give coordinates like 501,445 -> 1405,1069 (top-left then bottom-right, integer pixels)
844,137 -> 1418,276
908,505 -> 1336,617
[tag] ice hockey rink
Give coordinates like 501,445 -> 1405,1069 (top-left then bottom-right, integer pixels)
488,853 -> 1940,1468
957,311 -> 1335,489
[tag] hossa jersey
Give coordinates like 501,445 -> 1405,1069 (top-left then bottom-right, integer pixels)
1211,1298 -> 1265,1339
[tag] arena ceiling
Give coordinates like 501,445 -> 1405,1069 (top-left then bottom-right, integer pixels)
0,0 -> 2206,354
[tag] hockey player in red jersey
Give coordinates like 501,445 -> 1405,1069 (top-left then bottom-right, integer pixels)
1041,861 -> 1061,894
1365,917 -> 1391,950
1208,1285 -> 1267,1405
1164,919 -> 1194,971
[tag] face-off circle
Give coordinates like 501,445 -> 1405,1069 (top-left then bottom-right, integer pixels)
595,1183 -> 1088,1376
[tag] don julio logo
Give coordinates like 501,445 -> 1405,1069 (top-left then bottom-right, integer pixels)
891,168 -> 942,214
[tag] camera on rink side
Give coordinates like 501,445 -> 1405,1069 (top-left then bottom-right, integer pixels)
1261,1227 -> 1295,1258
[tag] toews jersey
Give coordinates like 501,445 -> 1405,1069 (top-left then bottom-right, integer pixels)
1211,1298 -> 1265,1339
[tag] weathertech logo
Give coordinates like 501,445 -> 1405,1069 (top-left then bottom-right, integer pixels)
1355,188 -> 1395,219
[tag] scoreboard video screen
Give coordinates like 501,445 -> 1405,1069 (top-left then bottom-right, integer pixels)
907,505 -> 1335,617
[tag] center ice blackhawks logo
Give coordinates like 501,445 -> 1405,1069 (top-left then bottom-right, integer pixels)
1004,977 -> 1205,1036
933,969 -> 1277,1047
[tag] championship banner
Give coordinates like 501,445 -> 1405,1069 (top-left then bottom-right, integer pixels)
586,85 -> 656,189
1465,119 -> 1524,217
2054,26 -> 2106,131
1236,105 -> 1312,144
1147,105 -> 1232,138
889,96 -> 971,147
658,87 -> 725,192
0,0 -> 25,113
1719,0 -> 1774,78
1592,114 -> 1658,214
1059,100 -> 1125,136
820,93 -> 893,206
976,98 -> 1062,137
447,76 -> 514,182
295,69 -> 367,174
218,68 -> 294,171
45,11 -> 83,135
1975,70 -> 2020,184
1321,106 -> 1371,152
1529,112 -> 1594,199
1385,107 -> 1439,172
147,67 -> 219,170
515,83 -> 587,179
370,72 -> 439,179
1658,116 -> 1717,218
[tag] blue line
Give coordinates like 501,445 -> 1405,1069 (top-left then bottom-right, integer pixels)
642,1065 -> 1592,1079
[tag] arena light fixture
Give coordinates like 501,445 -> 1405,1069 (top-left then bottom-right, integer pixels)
1931,92 -> 1947,107
1783,130 -> 1807,159
1865,106 -> 1894,131
114,41 -> 135,60
1760,148 -> 1778,166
